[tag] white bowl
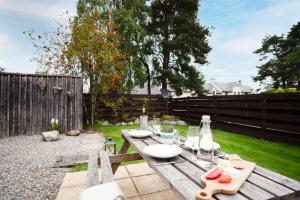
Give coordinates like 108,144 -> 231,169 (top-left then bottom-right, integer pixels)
143,144 -> 182,159
127,130 -> 152,138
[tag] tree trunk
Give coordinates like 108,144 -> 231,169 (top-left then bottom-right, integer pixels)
143,61 -> 151,96
162,30 -> 170,90
89,75 -> 97,125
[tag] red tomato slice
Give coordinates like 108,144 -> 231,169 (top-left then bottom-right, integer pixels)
218,175 -> 232,183
205,168 -> 222,180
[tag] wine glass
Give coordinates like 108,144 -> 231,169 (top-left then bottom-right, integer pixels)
187,126 -> 200,160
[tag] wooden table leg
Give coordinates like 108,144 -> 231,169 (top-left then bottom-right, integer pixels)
111,136 -> 131,174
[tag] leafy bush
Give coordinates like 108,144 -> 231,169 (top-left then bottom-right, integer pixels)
175,116 -> 180,120
161,115 -> 171,121
122,114 -> 129,121
50,118 -> 60,131
160,125 -> 174,133
265,88 -> 300,93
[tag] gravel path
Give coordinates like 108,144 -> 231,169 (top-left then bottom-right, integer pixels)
0,135 -> 86,200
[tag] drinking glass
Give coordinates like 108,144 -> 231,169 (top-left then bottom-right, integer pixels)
187,126 -> 200,160
151,118 -> 161,133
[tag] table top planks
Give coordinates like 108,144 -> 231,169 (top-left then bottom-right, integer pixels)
121,130 -> 300,200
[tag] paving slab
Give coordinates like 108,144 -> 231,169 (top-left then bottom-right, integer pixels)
116,178 -> 139,198
140,189 -> 180,200
60,171 -> 88,188
114,166 -> 130,179
127,196 -> 141,200
126,162 -> 155,177
56,185 -> 85,200
132,174 -> 170,195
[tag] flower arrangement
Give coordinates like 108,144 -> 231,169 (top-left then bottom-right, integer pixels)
50,118 -> 60,131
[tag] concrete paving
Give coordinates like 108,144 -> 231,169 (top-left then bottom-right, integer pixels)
56,134 -> 180,200
56,163 -> 180,200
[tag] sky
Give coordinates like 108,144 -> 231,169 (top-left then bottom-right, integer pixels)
1,0 -> 300,90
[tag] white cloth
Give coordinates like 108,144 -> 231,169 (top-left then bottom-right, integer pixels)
80,182 -> 125,200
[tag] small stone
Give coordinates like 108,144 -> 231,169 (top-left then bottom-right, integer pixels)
128,122 -> 134,125
134,118 -> 139,124
102,121 -> 109,126
65,130 -> 80,136
41,131 -> 59,142
115,122 -> 121,126
169,121 -> 176,125
121,122 -> 127,126
176,120 -> 187,125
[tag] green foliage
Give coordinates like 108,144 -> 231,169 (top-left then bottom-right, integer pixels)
122,114 -> 129,121
148,0 -> 211,95
264,88 -> 300,93
160,125 -> 174,133
254,21 -> 300,89
161,114 -> 171,121
49,119 -> 60,131
110,0 -> 151,93
142,97 -> 149,114
175,116 -> 180,121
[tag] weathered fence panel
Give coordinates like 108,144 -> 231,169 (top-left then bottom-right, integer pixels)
83,92 -> 300,145
170,93 -> 300,145
0,73 -> 82,138
83,94 -> 168,122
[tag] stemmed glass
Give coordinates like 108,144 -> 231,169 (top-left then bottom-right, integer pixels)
187,126 -> 200,160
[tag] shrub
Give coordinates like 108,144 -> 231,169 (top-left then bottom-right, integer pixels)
50,118 -> 60,131
160,125 -> 174,133
161,114 -> 171,121
265,88 -> 300,93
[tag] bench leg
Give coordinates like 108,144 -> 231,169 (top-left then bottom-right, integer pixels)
112,138 -> 131,174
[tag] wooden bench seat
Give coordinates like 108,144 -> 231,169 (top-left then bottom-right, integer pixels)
80,134 -> 125,200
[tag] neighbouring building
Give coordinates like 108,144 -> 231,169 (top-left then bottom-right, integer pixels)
204,80 -> 254,96
131,83 -> 194,98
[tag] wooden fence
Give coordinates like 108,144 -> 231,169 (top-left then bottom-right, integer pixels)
170,93 -> 300,145
83,94 -> 168,122
0,72 -> 83,138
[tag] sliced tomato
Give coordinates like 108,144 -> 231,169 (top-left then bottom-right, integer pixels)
205,167 -> 222,180
218,175 -> 232,183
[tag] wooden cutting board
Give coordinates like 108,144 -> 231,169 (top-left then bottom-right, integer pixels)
196,157 -> 256,200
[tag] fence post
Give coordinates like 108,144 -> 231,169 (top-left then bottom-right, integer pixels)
187,97 -> 190,125
261,96 -> 267,138
167,98 -> 171,115
213,97 -> 218,128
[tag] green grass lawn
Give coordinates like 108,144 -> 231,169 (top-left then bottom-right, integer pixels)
85,124 -> 300,181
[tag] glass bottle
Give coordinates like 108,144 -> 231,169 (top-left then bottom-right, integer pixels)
197,115 -> 214,166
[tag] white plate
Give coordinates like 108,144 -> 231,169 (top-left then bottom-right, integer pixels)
143,144 -> 182,159
127,130 -> 152,138
184,141 -> 220,150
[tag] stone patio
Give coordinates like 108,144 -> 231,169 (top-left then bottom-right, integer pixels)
56,162 -> 180,200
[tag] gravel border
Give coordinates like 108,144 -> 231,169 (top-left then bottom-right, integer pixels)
0,134 -> 86,200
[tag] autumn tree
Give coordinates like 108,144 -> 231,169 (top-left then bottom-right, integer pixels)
254,21 -> 300,89
148,0 -> 211,95
78,0 -> 152,94
26,10 -> 127,124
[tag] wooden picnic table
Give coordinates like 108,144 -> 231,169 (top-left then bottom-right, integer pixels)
112,130 -> 300,200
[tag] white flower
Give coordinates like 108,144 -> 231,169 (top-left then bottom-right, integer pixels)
56,119 -> 59,124
51,119 -> 55,124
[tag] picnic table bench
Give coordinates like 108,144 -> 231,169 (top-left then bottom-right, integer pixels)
111,130 -> 300,200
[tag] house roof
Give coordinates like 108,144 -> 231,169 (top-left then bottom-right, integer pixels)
205,81 -> 253,93
131,83 -> 161,95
